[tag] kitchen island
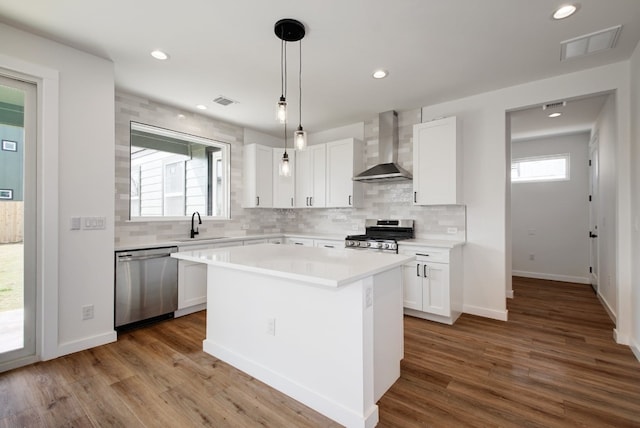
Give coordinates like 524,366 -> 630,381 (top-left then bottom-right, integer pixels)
172,243 -> 414,428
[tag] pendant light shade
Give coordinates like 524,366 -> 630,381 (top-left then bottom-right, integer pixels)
279,151 -> 291,176
294,126 -> 307,151
276,96 -> 287,123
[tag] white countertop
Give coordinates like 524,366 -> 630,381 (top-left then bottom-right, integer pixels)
115,233 -> 464,252
172,243 -> 414,287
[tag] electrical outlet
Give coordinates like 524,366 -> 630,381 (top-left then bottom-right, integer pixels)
447,227 -> 458,234
71,217 -> 81,230
82,304 -> 94,320
529,254 -> 535,261
266,318 -> 276,336
365,287 -> 373,308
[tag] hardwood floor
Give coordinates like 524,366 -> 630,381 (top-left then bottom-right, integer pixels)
1,277 -> 639,427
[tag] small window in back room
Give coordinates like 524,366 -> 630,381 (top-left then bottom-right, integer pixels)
511,153 -> 570,183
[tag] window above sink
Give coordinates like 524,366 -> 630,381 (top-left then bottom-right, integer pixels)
129,122 -> 231,220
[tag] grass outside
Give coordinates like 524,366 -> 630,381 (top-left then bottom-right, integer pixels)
0,243 -> 23,312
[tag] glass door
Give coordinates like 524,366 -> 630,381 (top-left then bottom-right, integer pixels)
0,74 -> 37,368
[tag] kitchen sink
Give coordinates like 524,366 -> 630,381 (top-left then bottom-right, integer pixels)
174,236 -> 226,242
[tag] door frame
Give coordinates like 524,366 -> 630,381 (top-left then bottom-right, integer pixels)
0,55 -> 59,372
588,133 -> 600,292
0,74 -> 37,366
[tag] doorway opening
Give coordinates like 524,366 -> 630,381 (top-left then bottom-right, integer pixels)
507,92 -> 617,322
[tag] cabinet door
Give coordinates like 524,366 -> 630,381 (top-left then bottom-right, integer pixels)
273,149 -> 295,208
243,239 -> 267,245
295,145 -> 326,208
310,144 -> 326,207
295,149 -> 311,207
326,138 -> 363,208
178,260 -> 207,309
423,262 -> 450,317
413,117 -> 461,205
402,260 -> 423,310
243,144 -> 273,208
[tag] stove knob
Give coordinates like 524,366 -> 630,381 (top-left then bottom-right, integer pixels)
346,241 -> 354,247
382,243 -> 389,249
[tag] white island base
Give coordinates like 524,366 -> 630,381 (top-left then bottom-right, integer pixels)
173,244 -> 413,428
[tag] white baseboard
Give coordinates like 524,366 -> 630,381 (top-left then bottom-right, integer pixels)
174,303 -> 206,318
52,331 -> 117,360
463,305 -> 508,321
630,337 -> 640,362
597,293 -> 617,324
512,270 -> 590,284
203,340 -> 379,428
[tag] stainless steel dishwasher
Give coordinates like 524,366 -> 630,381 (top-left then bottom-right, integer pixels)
115,246 -> 178,329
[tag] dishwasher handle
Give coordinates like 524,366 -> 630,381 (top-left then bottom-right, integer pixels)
117,253 -> 172,262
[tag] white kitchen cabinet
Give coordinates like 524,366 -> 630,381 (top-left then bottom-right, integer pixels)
325,138 -> 364,208
413,116 -> 463,205
243,143 -> 273,208
268,238 -> 284,244
399,245 -> 462,324
295,144 -> 326,208
285,237 -> 314,246
176,241 -> 239,316
273,148 -> 296,208
313,239 -> 343,249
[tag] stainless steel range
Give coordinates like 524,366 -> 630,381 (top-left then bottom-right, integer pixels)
345,219 -> 414,253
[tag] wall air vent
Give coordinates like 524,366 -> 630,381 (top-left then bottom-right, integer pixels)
560,25 -> 622,61
213,96 -> 237,106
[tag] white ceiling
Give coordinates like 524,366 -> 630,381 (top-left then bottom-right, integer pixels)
1,1 -> 639,137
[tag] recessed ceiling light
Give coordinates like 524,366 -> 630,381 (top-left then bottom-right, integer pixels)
553,4 -> 577,20
548,112 -> 562,118
196,104 -> 207,110
372,70 -> 388,79
150,50 -> 169,60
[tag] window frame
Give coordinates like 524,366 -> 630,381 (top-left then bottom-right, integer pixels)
511,153 -> 570,184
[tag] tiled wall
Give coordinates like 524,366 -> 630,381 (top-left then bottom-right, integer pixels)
115,92 -> 466,247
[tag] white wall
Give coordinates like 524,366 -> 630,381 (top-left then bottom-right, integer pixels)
511,133 -> 590,284
0,23 -> 116,358
593,95 -> 619,319
629,41 -> 640,360
420,62 -> 632,332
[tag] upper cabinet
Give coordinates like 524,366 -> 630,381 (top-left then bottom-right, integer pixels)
243,143 -> 273,208
413,117 -> 463,205
325,138 -> 364,208
295,144 -> 326,208
273,148 -> 295,208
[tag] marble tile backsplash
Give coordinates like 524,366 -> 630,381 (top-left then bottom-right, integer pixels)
114,92 -> 466,247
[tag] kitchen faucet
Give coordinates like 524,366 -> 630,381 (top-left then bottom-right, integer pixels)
190,211 -> 202,238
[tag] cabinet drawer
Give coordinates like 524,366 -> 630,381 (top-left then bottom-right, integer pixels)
400,247 -> 450,263
314,239 -> 343,249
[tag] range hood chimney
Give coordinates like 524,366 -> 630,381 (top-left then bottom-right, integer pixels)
353,110 -> 412,182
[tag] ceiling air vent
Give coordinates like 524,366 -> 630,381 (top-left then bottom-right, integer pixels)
542,101 -> 566,110
213,96 -> 237,106
561,25 -> 622,61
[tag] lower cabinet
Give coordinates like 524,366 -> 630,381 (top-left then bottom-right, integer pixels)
313,239 -> 343,249
400,245 -> 462,325
176,241 -> 239,316
285,237 -> 314,246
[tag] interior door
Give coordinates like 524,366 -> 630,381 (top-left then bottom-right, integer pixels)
0,74 -> 37,369
588,136 -> 599,292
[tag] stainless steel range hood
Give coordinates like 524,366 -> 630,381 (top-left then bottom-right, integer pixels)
353,110 -> 412,182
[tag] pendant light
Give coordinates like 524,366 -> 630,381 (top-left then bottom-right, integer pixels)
275,19 -> 305,176
276,37 -> 287,123
294,40 -> 307,150
279,120 -> 291,177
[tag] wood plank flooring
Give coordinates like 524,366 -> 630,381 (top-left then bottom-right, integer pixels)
1,277 -> 639,427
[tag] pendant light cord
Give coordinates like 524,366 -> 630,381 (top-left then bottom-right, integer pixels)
298,40 -> 302,127
281,38 -> 287,99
